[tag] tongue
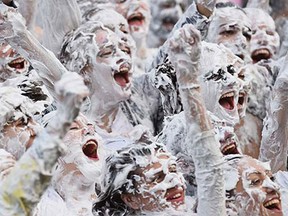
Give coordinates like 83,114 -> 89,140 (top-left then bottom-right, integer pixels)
114,74 -> 127,87
220,99 -> 233,110
129,19 -> 142,26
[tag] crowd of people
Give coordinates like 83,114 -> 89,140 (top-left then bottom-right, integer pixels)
0,0 -> 288,215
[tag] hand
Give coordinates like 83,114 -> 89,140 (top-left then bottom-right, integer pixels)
168,24 -> 201,87
0,3 -> 26,40
54,72 -> 89,125
0,149 -> 16,180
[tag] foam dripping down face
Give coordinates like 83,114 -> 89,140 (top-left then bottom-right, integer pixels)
122,148 -> 186,212
235,157 -> 283,216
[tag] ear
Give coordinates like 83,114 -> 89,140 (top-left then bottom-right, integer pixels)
121,193 -> 140,210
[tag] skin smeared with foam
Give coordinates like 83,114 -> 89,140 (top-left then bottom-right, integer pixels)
34,114 -> 105,216
226,156 -> 283,216
147,0 -> 185,48
168,24 -> 226,215
244,8 -> 280,64
206,5 -> 252,62
259,51 -> 288,173
0,70 -> 89,215
0,42 -> 30,82
94,142 -> 187,215
0,87 -> 43,160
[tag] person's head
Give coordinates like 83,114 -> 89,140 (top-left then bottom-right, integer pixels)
224,155 -> 282,216
148,0 -> 186,46
199,42 -> 244,126
244,8 -> 280,64
209,112 -> 241,155
53,114 -> 104,185
0,42 -> 30,82
109,0 -> 151,40
60,21 -> 135,104
82,8 -> 131,39
206,3 -> 252,62
93,141 -> 186,215
0,87 -> 42,159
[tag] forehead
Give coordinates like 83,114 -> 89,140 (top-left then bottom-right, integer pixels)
238,157 -> 270,175
247,11 -> 275,30
214,8 -> 250,27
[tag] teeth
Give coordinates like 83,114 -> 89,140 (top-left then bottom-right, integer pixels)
9,57 -> 25,65
264,199 -> 280,208
221,92 -> 234,99
172,193 -> 181,199
239,92 -> 245,97
222,144 -> 235,153
119,67 -> 129,73
254,49 -> 270,56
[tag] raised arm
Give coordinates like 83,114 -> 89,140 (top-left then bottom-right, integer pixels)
0,4 -> 71,100
259,52 -> 288,173
0,73 -> 89,215
168,24 -> 226,216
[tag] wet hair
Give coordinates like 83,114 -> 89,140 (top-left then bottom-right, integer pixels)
59,21 -> 106,81
93,140 -> 166,216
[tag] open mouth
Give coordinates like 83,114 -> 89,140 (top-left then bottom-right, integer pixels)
220,141 -> 239,155
263,197 -> 282,213
165,187 -> 185,204
114,63 -> 131,88
82,139 -> 98,160
219,91 -> 235,110
251,48 -> 271,63
162,17 -> 177,31
237,92 -> 246,110
8,57 -> 26,70
128,12 -> 145,27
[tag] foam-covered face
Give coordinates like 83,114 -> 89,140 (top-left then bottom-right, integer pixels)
245,8 -> 280,64
89,28 -> 133,101
200,43 -> 243,126
62,114 -> 104,181
86,9 -> 131,39
111,0 -> 151,38
235,157 -> 282,216
211,114 -> 240,155
206,7 -> 252,61
149,0 -> 184,40
0,117 -> 40,160
122,150 -> 185,211
237,67 -> 251,119
0,42 -> 29,82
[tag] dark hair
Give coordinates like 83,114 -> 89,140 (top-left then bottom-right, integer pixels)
93,141 -> 165,216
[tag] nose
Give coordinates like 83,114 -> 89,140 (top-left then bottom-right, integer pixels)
262,177 -> 280,193
82,126 -> 94,136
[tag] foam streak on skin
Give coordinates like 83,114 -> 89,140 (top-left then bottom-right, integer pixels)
168,24 -> 225,215
0,5 -> 70,101
259,51 -> 288,172
246,0 -> 270,12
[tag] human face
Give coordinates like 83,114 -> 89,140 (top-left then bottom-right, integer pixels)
0,117 -> 39,159
112,0 -> 151,39
122,150 -> 186,211
206,7 -> 252,62
62,114 -> 104,180
235,157 -> 282,216
212,118 -> 240,155
200,43 -> 242,126
0,42 -> 29,82
149,0 -> 184,41
89,28 -> 133,101
245,8 -> 280,64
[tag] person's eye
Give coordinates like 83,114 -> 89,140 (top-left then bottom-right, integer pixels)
122,47 -> 131,55
250,179 -> 261,186
220,30 -> 236,36
266,30 -> 274,36
98,47 -> 114,57
69,124 -> 80,130
116,0 -> 126,3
